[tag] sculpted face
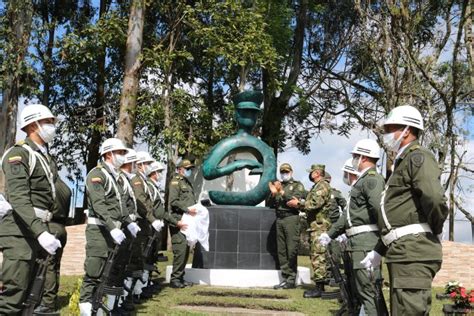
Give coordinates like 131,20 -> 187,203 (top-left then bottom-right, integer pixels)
235,108 -> 259,132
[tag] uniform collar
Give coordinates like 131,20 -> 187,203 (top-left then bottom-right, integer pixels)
103,161 -> 118,178
353,166 -> 376,186
396,140 -> 419,161
25,137 -> 47,155
281,177 -> 294,183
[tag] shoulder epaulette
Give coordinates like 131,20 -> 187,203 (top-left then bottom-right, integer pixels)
368,170 -> 377,175
15,140 -> 26,146
409,145 -> 421,152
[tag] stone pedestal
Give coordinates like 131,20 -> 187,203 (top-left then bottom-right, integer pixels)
192,205 -> 278,269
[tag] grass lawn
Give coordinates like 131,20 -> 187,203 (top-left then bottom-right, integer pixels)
58,253 -> 452,315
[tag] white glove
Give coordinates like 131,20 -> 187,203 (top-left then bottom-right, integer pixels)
318,233 -> 332,246
110,228 -> 126,245
0,200 -> 12,219
152,220 -> 164,232
360,250 -> 382,270
298,211 -> 307,219
336,234 -> 348,244
127,222 -> 141,238
37,231 -> 62,255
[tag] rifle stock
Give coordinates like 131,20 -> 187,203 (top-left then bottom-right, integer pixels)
22,255 -> 51,316
374,275 -> 389,315
143,228 -> 159,259
91,243 -> 120,316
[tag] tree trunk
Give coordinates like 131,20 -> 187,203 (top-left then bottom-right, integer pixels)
0,1 -> 33,192
117,0 -> 146,147
261,0 -> 308,155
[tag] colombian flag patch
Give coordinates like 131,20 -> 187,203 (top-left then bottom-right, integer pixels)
8,156 -> 22,163
133,181 -> 142,186
91,177 -> 102,183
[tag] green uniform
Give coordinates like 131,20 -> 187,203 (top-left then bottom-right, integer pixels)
328,167 -> 384,315
268,178 -> 305,285
40,176 -> 71,309
374,141 -> 448,316
302,178 -> 331,282
326,187 -> 346,270
168,173 -> 197,283
79,162 -> 131,304
0,138 -> 56,314
131,172 -> 156,269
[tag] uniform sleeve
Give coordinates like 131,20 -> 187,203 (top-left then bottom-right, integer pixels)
362,175 -> 384,224
163,211 -> 178,226
133,178 -> 156,224
304,183 -> 330,212
335,191 -> 347,210
408,151 -> 448,234
327,209 -> 346,239
289,182 -> 306,200
86,171 -> 117,232
117,178 -> 133,226
169,180 -> 189,214
2,148 -> 48,237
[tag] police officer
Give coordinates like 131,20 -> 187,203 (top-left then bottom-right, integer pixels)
361,105 -> 448,315
35,172 -> 72,314
168,159 -> 198,288
0,104 -> 62,314
268,163 -> 306,289
131,151 -> 161,298
116,149 -> 141,312
320,139 -> 385,315
323,172 -> 347,270
288,164 -> 331,298
79,138 -> 137,315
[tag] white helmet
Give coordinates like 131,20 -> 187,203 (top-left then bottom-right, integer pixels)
383,105 -> 424,130
341,158 -> 359,175
122,149 -> 139,165
147,161 -> 165,176
136,151 -> 154,164
20,104 -> 56,130
351,139 -> 380,159
99,138 -> 128,156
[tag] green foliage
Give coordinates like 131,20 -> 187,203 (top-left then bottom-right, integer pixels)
67,277 -> 82,315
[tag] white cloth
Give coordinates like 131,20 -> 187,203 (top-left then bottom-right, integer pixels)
180,203 -> 210,251
336,234 -> 348,244
79,302 -> 92,316
152,219 -> 164,232
37,231 -> 62,255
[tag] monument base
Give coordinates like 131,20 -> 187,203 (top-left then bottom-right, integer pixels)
192,205 -> 278,269
165,264 -> 311,287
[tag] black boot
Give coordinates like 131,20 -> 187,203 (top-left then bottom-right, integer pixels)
303,282 -> 324,298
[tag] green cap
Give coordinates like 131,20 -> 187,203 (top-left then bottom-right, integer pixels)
306,164 -> 325,174
233,91 -> 263,111
279,163 -> 293,172
177,159 -> 195,169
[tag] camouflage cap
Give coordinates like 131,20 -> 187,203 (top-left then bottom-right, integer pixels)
279,163 -> 293,172
177,159 -> 195,169
306,164 -> 325,173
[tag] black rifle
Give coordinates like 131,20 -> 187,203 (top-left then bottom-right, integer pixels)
372,271 -> 389,316
22,255 -> 52,315
327,247 -> 358,316
143,227 -> 160,260
91,243 -> 121,316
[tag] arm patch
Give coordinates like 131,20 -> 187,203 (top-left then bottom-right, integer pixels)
8,156 -> 22,164
411,153 -> 425,167
366,178 -> 377,191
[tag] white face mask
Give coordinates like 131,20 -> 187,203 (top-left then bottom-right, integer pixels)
36,122 -> 56,143
184,168 -> 192,177
383,126 -> 409,152
280,173 -> 291,182
342,173 -> 350,186
112,153 -> 126,168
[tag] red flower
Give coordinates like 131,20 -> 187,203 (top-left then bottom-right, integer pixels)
450,292 -> 457,298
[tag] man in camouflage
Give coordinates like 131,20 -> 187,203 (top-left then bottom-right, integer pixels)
268,163 -> 306,289
361,105 -> 449,315
288,164 -> 331,298
168,159 -> 198,288
0,104 -> 62,314
320,139 -> 385,315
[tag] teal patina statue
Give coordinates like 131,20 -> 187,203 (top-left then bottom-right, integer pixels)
202,90 -> 277,205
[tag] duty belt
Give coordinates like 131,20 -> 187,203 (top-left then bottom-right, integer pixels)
34,207 -> 53,223
345,224 -> 379,237
87,217 -> 122,229
381,223 -> 432,246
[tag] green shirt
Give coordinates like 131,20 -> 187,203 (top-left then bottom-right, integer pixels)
117,172 -> 137,226
374,141 -> 448,262
149,180 -> 178,226
327,187 -> 347,224
85,163 -> 124,231
267,178 -> 306,216
0,138 -> 56,238
168,173 -> 197,222
131,172 -> 156,225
